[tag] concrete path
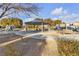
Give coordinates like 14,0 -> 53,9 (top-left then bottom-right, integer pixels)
0,32 -> 43,47
41,36 -> 59,56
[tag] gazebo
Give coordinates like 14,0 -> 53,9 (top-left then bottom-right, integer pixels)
24,20 -> 49,31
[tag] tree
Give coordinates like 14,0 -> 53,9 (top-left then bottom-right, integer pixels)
0,18 -> 23,28
54,20 -> 62,26
44,18 -> 54,25
0,3 -> 39,18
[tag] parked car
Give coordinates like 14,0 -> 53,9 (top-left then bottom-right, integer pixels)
67,26 -> 76,31
67,26 -> 79,32
75,27 -> 79,32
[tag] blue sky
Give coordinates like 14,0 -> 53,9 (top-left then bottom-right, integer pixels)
18,3 -> 79,23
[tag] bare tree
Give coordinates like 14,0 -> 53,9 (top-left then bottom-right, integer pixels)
0,3 -> 39,18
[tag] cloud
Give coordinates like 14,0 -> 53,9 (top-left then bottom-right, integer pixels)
61,13 -> 79,20
51,7 -> 67,15
58,13 -> 79,23
75,18 -> 79,22
51,7 -> 79,23
52,17 -> 58,20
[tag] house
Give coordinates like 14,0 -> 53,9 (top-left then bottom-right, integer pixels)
73,22 -> 79,27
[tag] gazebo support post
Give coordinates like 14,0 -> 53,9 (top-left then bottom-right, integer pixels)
42,18 -> 44,32
65,23 -> 67,30
48,24 -> 50,32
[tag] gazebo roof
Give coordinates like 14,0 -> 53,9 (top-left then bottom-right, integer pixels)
25,20 -> 48,25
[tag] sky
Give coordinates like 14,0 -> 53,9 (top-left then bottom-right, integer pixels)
7,3 -> 79,23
